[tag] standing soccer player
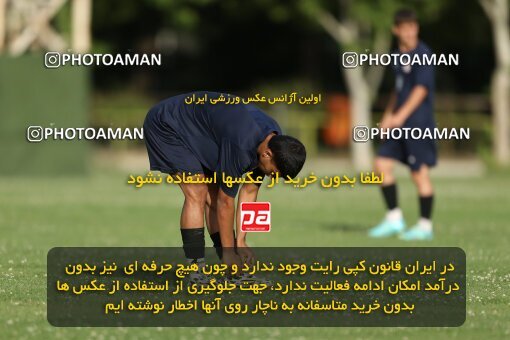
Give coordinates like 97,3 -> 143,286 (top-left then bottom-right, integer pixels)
368,9 -> 436,240
143,91 -> 306,272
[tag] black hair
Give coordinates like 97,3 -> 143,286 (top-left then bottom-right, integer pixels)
394,8 -> 417,25
268,135 -> 306,179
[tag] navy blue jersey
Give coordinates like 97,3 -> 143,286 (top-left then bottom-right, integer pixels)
143,91 -> 282,197
378,41 -> 437,170
393,41 -> 435,128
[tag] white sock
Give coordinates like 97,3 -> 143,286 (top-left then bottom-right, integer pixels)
417,218 -> 433,232
386,208 -> 403,221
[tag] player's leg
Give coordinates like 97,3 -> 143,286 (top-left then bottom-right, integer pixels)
399,164 -> 434,240
411,163 -> 433,196
177,175 -> 208,265
205,182 -> 223,260
368,156 -> 406,237
143,111 -> 212,273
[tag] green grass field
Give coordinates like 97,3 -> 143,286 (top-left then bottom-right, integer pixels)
1,166 -> 509,339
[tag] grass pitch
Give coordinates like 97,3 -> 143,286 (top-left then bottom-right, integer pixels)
1,167 -> 509,339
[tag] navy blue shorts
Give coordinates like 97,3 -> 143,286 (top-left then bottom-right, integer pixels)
377,136 -> 437,171
143,109 -> 205,175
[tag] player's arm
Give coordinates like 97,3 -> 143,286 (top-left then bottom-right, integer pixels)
236,182 -> 260,247
391,85 -> 428,127
391,58 -> 433,128
216,141 -> 251,267
235,169 -> 263,264
235,169 -> 263,247
217,187 -> 242,268
384,91 -> 397,116
217,188 -> 236,247
380,91 -> 397,129
236,183 -> 260,243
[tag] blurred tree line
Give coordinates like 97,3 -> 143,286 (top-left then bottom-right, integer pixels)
1,0 -> 506,173
86,0 -> 493,94
85,0 -> 503,164
35,0 -> 503,165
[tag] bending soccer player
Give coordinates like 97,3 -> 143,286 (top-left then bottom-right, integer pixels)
143,91 -> 306,274
368,9 -> 436,240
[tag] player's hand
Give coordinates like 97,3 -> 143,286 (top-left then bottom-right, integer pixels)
390,114 -> 406,128
379,113 -> 393,130
236,240 -> 256,265
380,114 -> 405,130
222,248 -> 243,275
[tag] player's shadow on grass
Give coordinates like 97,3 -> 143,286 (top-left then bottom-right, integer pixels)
319,223 -> 370,233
